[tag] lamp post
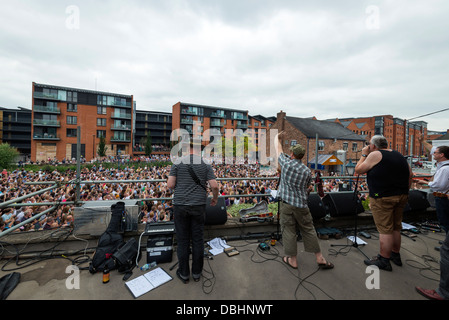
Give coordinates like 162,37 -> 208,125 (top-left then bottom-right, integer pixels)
346,159 -> 356,191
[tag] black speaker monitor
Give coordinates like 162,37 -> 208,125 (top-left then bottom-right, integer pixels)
323,193 -> 365,217
308,193 -> 327,220
205,197 -> 228,225
403,190 -> 430,213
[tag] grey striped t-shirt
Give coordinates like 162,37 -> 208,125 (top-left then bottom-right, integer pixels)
169,154 -> 216,205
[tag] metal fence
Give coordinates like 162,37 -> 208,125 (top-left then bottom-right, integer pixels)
0,173 -> 432,238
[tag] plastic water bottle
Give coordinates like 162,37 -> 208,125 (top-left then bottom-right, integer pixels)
140,261 -> 157,271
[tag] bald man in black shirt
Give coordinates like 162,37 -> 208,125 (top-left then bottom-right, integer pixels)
355,135 -> 413,271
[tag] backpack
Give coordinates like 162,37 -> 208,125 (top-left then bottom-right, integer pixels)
113,237 -> 139,278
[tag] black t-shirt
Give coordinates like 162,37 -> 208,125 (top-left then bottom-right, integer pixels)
366,150 -> 410,198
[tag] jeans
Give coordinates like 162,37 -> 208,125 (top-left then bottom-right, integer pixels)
435,197 -> 449,234
173,204 -> 206,279
437,231 -> 449,299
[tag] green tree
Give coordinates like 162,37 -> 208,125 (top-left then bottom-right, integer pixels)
0,143 -> 20,169
97,136 -> 108,157
144,130 -> 153,157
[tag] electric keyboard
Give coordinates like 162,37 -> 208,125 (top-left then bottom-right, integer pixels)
144,221 -> 175,235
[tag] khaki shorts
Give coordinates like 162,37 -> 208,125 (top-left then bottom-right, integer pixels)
369,194 -> 409,234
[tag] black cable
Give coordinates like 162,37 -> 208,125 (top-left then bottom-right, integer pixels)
232,239 -> 335,300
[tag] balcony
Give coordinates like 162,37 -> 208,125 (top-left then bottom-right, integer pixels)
33,105 -> 61,114
210,111 -> 225,118
181,107 -> 203,116
33,119 -> 61,127
33,91 -> 60,100
111,112 -> 132,120
236,120 -> 248,129
33,133 -> 60,140
232,113 -> 248,120
110,101 -> 132,108
210,119 -> 224,127
111,124 -> 131,131
111,137 -> 131,142
181,118 -> 193,124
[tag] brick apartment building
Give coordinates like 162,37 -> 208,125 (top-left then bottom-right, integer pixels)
337,115 -> 428,157
31,82 -> 134,162
171,102 -> 274,146
269,111 -> 365,173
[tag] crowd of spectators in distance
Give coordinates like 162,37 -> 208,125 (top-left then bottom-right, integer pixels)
1,153 -> 426,234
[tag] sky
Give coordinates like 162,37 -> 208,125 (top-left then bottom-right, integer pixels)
1,0 -> 449,131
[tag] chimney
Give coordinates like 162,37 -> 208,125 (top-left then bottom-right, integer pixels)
277,110 -> 286,131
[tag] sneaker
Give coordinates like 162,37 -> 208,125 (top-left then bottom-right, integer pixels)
192,273 -> 201,282
390,251 -> 402,266
176,269 -> 189,284
364,254 -> 392,271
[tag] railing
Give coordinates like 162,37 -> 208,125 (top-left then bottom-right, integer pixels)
0,173 -> 433,238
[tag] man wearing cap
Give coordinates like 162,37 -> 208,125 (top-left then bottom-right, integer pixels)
275,132 -> 334,270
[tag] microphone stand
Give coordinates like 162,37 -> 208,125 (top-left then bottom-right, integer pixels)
273,174 -> 282,241
330,175 -> 369,259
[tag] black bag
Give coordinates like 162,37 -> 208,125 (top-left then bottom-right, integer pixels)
89,231 -> 123,273
89,202 -> 127,274
0,272 -> 21,300
113,238 -> 139,276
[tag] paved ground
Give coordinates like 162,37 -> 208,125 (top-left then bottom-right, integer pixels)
1,223 -> 444,306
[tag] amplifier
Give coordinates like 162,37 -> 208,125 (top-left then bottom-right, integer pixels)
147,235 -> 174,264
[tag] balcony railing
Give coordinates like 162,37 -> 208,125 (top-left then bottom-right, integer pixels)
210,111 -> 225,118
111,125 -> 131,131
111,112 -> 132,119
111,137 -> 131,142
181,118 -> 193,124
210,119 -> 224,127
33,134 -> 60,140
33,119 -> 61,127
33,92 -> 60,100
33,105 -> 61,114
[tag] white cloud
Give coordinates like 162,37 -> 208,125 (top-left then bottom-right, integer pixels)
0,0 -> 448,130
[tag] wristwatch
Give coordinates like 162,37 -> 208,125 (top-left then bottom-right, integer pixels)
362,154 -> 368,157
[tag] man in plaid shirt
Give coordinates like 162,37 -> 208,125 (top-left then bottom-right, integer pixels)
275,132 -> 334,270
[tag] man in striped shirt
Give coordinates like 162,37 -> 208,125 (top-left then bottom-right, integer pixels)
275,132 -> 334,270
167,141 -> 219,284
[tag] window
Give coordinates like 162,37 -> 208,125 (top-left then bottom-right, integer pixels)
352,143 -> 358,152
318,141 -> 325,151
343,142 -> 348,151
97,106 -> 107,114
97,130 -> 106,138
97,118 -> 106,126
67,116 -> 77,125
67,91 -> 78,102
67,104 -> 77,112
290,140 -> 297,146
67,129 -> 77,137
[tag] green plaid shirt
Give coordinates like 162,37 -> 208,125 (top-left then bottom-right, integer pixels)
278,153 -> 312,208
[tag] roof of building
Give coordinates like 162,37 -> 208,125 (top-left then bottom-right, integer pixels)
285,116 -> 365,141
436,132 -> 449,140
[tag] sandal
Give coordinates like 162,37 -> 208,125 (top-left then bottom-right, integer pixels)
283,256 -> 298,269
317,261 -> 334,269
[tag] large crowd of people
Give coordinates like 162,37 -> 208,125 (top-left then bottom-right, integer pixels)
0,155 -> 400,234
